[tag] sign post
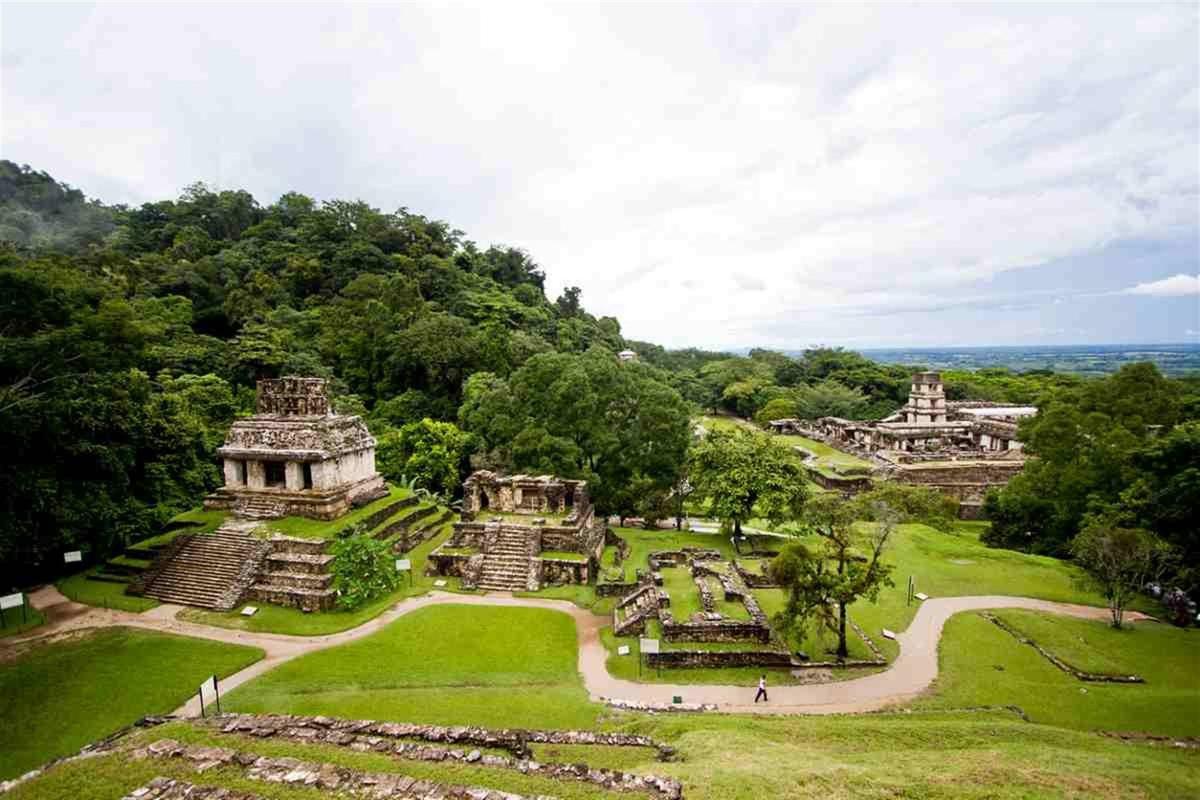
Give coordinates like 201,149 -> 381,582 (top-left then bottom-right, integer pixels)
0,592 -> 24,629
639,637 -> 660,680
198,675 -> 220,718
395,558 -> 412,587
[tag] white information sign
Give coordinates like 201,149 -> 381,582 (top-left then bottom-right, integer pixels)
914,592 -> 929,601
617,645 -> 630,656
395,559 -> 412,571
199,675 -> 218,706
0,593 -> 23,610
64,551 -> 83,564
433,579 -> 447,587
639,637 -> 660,655
881,629 -> 897,641
241,606 -> 258,617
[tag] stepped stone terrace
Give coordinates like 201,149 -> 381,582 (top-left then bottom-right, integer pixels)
205,376 -> 387,520
428,471 -> 604,592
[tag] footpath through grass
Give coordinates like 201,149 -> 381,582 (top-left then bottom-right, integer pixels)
224,604 -> 603,730
916,610 -> 1200,737
0,627 -> 263,780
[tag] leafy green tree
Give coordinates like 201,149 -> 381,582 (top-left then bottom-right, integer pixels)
1071,525 -> 1175,629
770,493 -> 897,658
754,397 -> 798,427
458,349 -> 691,514
329,530 -> 401,610
687,428 -> 808,537
377,418 -> 471,498
793,379 -> 871,420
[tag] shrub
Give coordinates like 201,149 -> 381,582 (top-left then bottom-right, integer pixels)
329,531 -> 400,610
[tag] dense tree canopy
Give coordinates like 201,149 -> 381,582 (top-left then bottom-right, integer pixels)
458,348 -> 692,515
0,162 -> 638,586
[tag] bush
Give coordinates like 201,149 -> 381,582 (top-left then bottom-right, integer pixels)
328,531 -> 400,610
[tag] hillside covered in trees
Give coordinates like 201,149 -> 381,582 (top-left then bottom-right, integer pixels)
0,162 -> 690,585
2,161 -> 1196,597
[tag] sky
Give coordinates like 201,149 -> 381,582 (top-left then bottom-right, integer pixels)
2,2 -> 1198,350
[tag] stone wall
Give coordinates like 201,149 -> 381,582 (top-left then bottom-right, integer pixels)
659,617 -> 772,644
645,649 -> 795,669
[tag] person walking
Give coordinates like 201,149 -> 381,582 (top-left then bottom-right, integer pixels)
754,674 -> 768,703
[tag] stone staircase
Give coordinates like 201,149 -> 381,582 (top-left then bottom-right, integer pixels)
613,584 -> 663,636
250,536 -> 336,612
141,522 -> 271,610
234,495 -> 286,520
475,528 -> 535,592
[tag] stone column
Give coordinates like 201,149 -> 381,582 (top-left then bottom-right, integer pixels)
223,459 -> 243,488
247,460 -> 266,489
285,461 -> 305,491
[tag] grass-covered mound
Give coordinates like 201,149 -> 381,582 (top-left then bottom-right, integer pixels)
918,610 -> 1200,736
0,627 -> 263,780
223,604 -> 601,730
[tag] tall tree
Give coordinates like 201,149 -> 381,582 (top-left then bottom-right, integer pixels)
770,493 -> 897,659
687,428 -> 808,538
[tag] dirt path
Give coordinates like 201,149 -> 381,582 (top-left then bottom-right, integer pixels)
8,586 -> 1147,717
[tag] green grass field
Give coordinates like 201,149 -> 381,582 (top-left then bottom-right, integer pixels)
917,611 -> 1200,736
263,484 -> 415,539
0,601 -> 45,639
56,570 -> 159,612
223,604 -> 603,730
0,627 -> 263,781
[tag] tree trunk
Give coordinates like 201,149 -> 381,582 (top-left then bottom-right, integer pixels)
837,602 -> 849,659
836,548 -> 848,658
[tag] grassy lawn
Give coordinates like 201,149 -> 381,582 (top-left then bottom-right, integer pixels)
223,604 -> 604,730
773,432 -> 873,477
991,609 -> 1145,675
179,524 -> 455,635
9,709 -> 1198,800
263,484 -> 414,539
56,569 -> 159,612
916,611 -> 1200,737
830,521 -> 1139,662
603,526 -> 738,583
0,627 -> 263,780
135,509 -> 229,548
0,602 -> 45,640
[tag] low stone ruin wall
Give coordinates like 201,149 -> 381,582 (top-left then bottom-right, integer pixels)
733,560 -> 778,588
645,649 -> 795,669
542,557 -> 590,585
804,466 -> 873,493
659,617 -> 772,644
212,713 -> 678,761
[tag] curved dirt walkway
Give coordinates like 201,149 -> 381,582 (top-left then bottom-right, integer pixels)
9,586 -> 1146,717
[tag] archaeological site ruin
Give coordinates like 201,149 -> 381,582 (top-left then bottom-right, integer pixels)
427,471 -> 605,591
770,371 -> 1035,517
204,377 -> 387,520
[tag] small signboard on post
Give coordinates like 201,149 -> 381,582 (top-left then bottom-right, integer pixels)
0,592 -> 25,628
198,675 -> 220,717
64,551 -> 82,564
395,559 -> 411,571
638,637 -> 660,678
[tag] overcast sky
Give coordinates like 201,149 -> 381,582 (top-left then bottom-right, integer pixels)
3,2 -> 1197,349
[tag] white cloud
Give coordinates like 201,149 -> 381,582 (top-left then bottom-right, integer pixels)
1,2 -> 1197,347
1123,274 -> 1200,296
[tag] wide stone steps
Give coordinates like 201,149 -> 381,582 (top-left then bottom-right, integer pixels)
142,530 -> 269,610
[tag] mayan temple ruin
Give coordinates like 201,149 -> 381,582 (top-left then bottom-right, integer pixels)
427,471 -> 605,591
771,371 -> 1036,517
204,377 -> 387,520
